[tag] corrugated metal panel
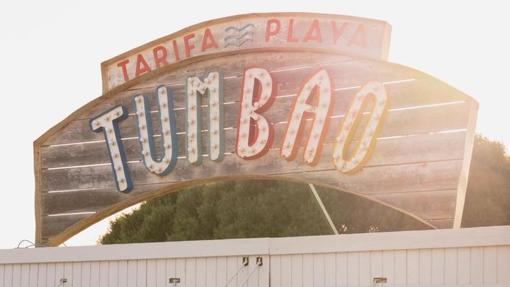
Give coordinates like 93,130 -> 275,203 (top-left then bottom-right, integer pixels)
269,246 -> 510,287
0,227 -> 509,287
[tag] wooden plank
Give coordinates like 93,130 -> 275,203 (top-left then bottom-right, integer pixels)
42,74 -> 464,148
372,189 -> 457,221
39,160 -> 462,236
44,50 -> 458,148
101,13 -> 392,91
40,134 -> 465,193
41,108 -> 468,170
41,214 -> 91,240
39,159 -> 462,232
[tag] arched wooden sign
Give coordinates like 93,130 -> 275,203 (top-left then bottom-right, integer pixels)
34,13 -> 478,246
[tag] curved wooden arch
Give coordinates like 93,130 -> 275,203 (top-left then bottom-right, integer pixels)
35,24 -> 477,247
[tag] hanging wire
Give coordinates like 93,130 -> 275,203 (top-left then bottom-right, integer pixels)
15,239 -> 36,248
238,265 -> 261,287
224,263 -> 247,287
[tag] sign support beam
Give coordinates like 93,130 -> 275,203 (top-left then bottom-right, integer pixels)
308,184 -> 339,235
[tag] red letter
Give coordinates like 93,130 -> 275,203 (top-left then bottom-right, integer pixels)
135,54 -> 151,77
349,24 -> 367,47
303,19 -> 322,43
265,19 -> 281,42
201,28 -> 218,51
281,69 -> 333,165
153,46 -> 168,68
332,21 -> 348,44
236,68 -> 275,159
183,33 -> 196,58
117,59 -> 130,82
172,39 -> 180,61
287,19 -> 299,43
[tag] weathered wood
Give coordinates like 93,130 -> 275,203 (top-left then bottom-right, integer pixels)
41,132 -> 466,214
41,129 -> 466,193
372,189 -> 457,220
39,158 -> 462,241
45,54 -> 428,146
40,101 -> 469,171
35,47 -> 478,246
101,13 -> 392,92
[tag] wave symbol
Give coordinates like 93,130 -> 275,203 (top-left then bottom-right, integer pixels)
224,23 -> 255,48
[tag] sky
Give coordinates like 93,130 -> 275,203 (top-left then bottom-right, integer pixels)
0,0 -> 509,249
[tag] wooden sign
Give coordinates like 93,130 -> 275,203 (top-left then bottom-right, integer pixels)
101,13 -> 391,92
34,13 -> 477,247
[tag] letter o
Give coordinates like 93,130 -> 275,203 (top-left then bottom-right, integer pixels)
333,81 -> 388,173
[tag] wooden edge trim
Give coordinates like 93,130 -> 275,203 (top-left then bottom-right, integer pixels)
34,142 -> 44,245
453,99 -> 479,228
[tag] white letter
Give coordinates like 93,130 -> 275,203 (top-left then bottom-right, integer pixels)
281,69 -> 332,164
133,86 -> 178,175
236,68 -> 275,159
186,72 -> 223,164
333,81 -> 388,173
90,106 -> 131,192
